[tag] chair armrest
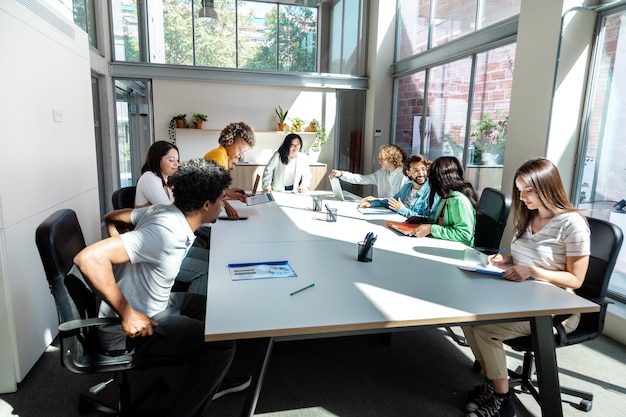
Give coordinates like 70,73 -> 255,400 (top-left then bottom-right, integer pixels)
58,317 -> 121,336
58,317 -> 135,374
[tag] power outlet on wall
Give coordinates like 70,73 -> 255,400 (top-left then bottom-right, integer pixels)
52,108 -> 64,123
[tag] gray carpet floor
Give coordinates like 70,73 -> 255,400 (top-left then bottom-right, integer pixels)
1,327 -> 625,417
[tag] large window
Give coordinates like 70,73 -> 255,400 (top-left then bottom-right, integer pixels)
112,0 -> 320,73
396,0 -> 521,60
73,0 -> 98,49
575,9 -> 626,301
393,0 -> 519,193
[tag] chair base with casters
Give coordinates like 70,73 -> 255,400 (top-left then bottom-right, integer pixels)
506,345 -> 593,412
77,372 -> 169,416
35,209 -> 179,416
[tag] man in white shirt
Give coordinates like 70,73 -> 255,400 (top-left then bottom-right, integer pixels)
74,159 -> 238,417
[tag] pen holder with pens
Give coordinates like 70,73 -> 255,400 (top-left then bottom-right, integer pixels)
357,241 -> 374,262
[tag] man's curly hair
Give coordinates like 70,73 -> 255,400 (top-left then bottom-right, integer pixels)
169,159 -> 232,213
217,121 -> 256,148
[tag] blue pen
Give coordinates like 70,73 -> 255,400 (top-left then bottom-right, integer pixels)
499,248 -> 506,254
324,203 -> 337,221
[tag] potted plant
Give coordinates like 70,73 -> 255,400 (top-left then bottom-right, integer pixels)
289,117 -> 307,133
308,123 -> 327,163
173,114 -> 187,128
275,106 -> 289,132
308,118 -> 320,132
470,112 -> 508,165
192,113 -> 208,129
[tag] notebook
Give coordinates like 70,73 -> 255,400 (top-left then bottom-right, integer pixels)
329,177 -> 360,201
358,207 -> 394,215
458,248 -> 505,275
386,220 -> 415,236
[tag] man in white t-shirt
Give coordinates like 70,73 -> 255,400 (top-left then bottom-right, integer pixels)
74,159 -> 237,417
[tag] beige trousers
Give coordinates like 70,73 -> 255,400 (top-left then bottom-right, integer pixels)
462,314 -> 580,380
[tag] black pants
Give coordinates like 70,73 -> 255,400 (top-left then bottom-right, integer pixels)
132,292 -> 235,417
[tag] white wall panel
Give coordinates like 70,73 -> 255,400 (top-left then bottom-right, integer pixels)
0,0 -> 100,390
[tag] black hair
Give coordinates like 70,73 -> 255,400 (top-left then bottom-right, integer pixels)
428,156 -> 479,209
140,141 -> 179,186
278,133 -> 303,165
169,159 -> 232,213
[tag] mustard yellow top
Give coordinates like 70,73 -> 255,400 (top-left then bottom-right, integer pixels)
203,145 -> 228,169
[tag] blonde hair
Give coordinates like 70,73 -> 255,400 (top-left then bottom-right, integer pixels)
379,144 -> 407,168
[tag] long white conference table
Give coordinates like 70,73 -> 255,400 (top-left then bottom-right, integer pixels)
205,192 -> 599,417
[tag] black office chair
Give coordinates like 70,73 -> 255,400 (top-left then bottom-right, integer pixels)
35,209 -> 172,416
474,187 -> 512,254
446,187 -> 512,347
504,216 -> 623,412
111,186 -> 137,210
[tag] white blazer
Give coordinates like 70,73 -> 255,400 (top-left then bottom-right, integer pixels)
262,152 -> 312,191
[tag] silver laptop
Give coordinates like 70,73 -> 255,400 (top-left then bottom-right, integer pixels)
329,177 -> 360,201
251,174 -> 261,195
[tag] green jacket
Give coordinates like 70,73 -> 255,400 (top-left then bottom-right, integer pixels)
430,190 -> 476,247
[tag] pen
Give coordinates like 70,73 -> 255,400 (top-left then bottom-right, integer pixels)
324,204 -> 336,221
499,248 -> 506,254
290,283 -> 315,296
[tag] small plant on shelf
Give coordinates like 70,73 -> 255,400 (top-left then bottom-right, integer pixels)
275,106 -> 289,132
308,120 -> 327,163
192,113 -> 208,129
308,118 -> 320,132
289,117 -> 307,133
173,114 -> 187,128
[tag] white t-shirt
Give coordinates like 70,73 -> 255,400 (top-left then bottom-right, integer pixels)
135,171 -> 174,207
283,157 -> 297,187
98,204 -> 196,350
511,212 -> 590,272
339,167 -> 408,198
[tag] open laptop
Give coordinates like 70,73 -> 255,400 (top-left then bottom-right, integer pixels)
251,174 -> 260,195
329,177 -> 361,202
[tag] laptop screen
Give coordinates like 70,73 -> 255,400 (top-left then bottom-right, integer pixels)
329,177 -> 345,201
251,174 -> 260,195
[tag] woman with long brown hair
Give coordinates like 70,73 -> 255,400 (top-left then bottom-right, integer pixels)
461,157 -> 590,417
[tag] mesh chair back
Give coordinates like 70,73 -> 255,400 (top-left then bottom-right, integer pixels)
112,186 -> 137,210
35,209 -> 100,362
564,216 -> 623,345
474,188 -> 512,251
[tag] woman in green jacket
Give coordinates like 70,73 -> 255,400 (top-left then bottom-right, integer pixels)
409,156 -> 478,246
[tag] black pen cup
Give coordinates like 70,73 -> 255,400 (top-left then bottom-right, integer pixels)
357,241 -> 373,262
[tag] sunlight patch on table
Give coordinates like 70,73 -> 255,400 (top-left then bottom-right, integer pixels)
354,282 -> 470,320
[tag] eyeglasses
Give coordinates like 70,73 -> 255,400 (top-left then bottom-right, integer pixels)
238,147 -> 249,154
409,167 -> 427,174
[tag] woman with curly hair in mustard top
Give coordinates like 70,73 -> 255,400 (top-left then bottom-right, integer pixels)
203,122 -> 255,219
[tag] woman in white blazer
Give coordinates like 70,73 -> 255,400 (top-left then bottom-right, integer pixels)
262,133 -> 312,193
